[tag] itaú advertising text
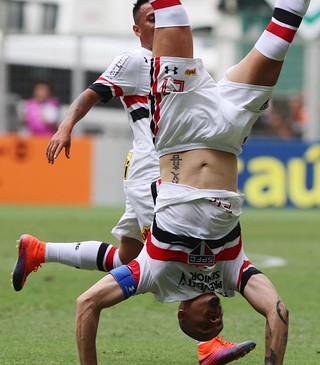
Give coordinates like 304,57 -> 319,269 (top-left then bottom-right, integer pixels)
238,140 -> 320,208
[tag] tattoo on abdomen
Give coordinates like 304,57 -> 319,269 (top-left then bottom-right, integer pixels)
170,154 -> 182,183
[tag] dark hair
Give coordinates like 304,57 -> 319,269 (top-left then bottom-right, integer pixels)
133,0 -> 149,24
33,80 -> 51,88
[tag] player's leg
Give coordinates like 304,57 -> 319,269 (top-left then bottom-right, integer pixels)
11,235 -> 123,291
118,236 -> 144,264
149,0 -> 193,58
243,273 -> 289,365
11,233 -> 144,291
12,199 -> 145,291
227,0 -> 311,86
115,182 -> 153,263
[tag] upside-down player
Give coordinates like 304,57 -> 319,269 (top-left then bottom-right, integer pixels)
65,0 -> 308,364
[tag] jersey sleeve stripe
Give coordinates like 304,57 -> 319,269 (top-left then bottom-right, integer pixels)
95,76 -> 123,97
130,107 -> 150,123
123,95 -> 149,108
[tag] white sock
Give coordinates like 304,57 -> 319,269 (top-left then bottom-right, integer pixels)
46,241 -> 104,271
149,0 -> 189,28
255,0 -> 310,61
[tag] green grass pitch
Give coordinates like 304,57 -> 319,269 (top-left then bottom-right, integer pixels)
0,205 -> 319,364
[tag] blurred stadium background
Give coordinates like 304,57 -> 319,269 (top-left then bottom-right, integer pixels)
0,0 -> 319,207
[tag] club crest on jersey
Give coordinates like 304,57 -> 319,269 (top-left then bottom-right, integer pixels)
165,66 -> 179,75
188,241 -> 214,265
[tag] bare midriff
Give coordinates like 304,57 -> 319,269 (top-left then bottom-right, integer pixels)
159,149 -> 238,192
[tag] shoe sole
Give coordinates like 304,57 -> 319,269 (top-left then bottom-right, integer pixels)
201,342 -> 256,365
11,237 -> 26,292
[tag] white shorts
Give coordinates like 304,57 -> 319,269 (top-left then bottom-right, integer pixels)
112,179 -> 156,242
118,184 -> 260,303
154,183 -> 244,239
149,57 -> 273,157
126,228 -> 258,303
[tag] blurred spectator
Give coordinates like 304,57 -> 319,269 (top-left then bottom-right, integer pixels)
252,94 -> 306,140
19,81 -> 60,135
287,93 -> 306,138
266,108 -> 293,139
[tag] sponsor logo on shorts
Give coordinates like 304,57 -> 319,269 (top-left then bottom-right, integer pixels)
260,99 -> 270,111
165,66 -> 179,75
141,225 -> 151,241
185,68 -> 197,76
178,270 -> 221,293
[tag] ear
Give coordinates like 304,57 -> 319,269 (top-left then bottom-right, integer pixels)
133,24 -> 140,38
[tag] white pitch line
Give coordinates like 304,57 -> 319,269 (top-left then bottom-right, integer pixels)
249,253 -> 287,268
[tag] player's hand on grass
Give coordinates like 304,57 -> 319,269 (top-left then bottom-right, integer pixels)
46,126 -> 72,164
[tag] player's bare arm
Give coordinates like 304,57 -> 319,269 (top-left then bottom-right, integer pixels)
243,274 -> 289,365
76,274 -> 124,365
264,300 -> 289,365
46,89 -> 102,164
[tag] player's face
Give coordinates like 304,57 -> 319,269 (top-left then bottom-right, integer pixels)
178,293 -> 223,341
33,83 -> 51,102
133,3 -> 155,51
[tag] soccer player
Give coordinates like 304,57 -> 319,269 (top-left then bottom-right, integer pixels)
12,1 -> 255,364
72,0 -> 309,364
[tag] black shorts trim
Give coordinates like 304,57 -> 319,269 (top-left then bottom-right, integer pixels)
152,217 -> 241,250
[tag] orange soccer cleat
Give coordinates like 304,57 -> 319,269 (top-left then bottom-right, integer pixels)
12,234 -> 46,291
199,336 -> 256,365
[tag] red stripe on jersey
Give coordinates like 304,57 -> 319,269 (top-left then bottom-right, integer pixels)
123,95 -> 148,108
105,246 -> 118,272
266,21 -> 297,43
237,259 -> 252,289
147,234 -> 189,263
127,259 -> 141,286
215,236 -> 242,262
151,57 -> 160,95
96,77 -> 124,97
151,57 -> 162,136
146,234 -> 242,265
151,0 -> 181,10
